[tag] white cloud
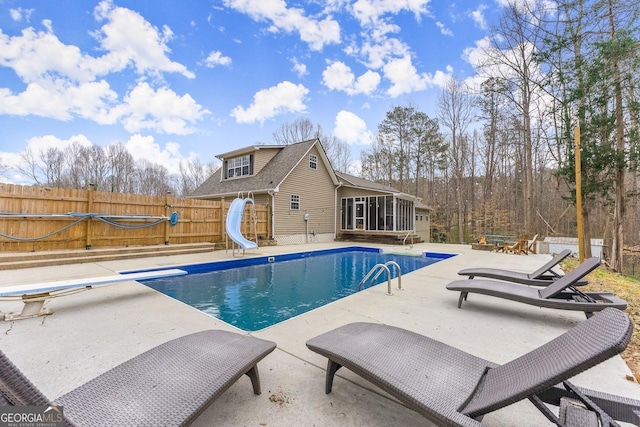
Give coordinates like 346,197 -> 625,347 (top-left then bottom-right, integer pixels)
462,36 -> 491,69
205,50 -> 232,67
0,27 -> 100,84
9,8 -> 34,22
359,38 -> 409,69
0,3 -> 205,134
0,80 -> 118,122
291,57 -> 308,77
383,55 -> 428,96
28,134 -> 93,155
114,82 -> 209,135
351,0 -> 430,28
333,110 -> 373,145
124,134 -> 185,174
471,5 -> 488,30
383,55 -> 452,96
92,0 -> 194,78
223,0 -> 341,51
436,21 -> 453,36
322,61 -> 380,95
231,81 -> 309,124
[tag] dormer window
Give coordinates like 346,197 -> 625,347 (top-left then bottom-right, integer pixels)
309,154 -> 317,170
225,154 -> 253,178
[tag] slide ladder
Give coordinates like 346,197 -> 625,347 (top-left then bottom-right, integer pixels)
225,193 -> 258,256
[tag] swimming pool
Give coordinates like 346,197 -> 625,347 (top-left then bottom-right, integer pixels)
137,247 -> 453,331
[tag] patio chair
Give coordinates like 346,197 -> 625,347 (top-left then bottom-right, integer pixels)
0,329 -> 276,426
457,249 -> 585,287
504,234 -> 528,254
448,257 -> 627,317
526,234 -> 539,254
306,307 -> 635,426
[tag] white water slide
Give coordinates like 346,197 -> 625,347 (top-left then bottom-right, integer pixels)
226,197 -> 258,254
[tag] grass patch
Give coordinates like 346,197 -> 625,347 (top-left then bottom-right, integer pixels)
562,257 -> 640,382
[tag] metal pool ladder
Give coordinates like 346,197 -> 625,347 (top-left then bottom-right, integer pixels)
357,261 -> 402,296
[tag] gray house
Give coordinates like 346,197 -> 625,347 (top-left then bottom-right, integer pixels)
191,139 -> 431,245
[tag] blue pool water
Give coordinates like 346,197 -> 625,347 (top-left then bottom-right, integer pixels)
138,247 -> 452,331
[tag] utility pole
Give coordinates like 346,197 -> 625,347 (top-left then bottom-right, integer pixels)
575,127 -> 584,262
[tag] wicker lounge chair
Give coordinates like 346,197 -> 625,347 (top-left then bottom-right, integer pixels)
306,308 -> 635,426
457,249 -> 586,287
448,257 -> 627,317
0,329 -> 276,426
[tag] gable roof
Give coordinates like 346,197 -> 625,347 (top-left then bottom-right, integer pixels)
190,139 -> 339,198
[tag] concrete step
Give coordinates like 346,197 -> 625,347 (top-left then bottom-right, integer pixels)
0,243 -> 217,270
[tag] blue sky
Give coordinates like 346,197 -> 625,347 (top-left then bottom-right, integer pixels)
0,0 -> 505,184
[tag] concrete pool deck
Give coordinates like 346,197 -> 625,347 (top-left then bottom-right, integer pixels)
0,242 -> 637,426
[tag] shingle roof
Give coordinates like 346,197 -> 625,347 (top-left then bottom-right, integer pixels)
190,139 -> 432,211
335,171 -> 400,193
190,139 -> 326,198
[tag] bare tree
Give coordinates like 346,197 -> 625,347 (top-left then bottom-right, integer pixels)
0,156 -> 6,181
360,133 -> 396,184
321,135 -> 352,173
272,117 -> 351,173
477,1 -> 548,232
178,158 -> 219,196
438,78 -> 475,244
272,117 -> 321,145
106,142 -> 137,193
40,147 -> 66,187
135,159 -> 175,195
16,148 -> 43,185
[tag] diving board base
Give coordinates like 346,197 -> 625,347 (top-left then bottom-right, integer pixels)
3,292 -> 54,321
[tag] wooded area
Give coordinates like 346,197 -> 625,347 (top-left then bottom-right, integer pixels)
0,184 -> 269,252
358,0 -> 640,274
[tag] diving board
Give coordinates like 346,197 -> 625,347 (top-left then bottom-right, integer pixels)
0,269 -> 187,321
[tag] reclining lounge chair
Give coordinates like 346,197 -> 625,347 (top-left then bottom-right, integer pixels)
457,249 -> 586,287
0,329 -> 276,426
448,257 -> 627,317
306,308 -> 636,426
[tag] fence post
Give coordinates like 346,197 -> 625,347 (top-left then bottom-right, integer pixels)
164,191 -> 173,245
85,184 -> 95,250
220,197 -> 226,244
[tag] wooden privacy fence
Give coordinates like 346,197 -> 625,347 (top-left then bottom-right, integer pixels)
0,184 -> 270,252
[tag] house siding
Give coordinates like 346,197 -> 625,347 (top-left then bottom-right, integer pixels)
415,207 -> 431,242
253,147 -> 281,175
274,145 -> 336,239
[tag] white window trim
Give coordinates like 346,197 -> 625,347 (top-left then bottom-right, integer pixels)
290,194 -> 300,210
309,154 -> 317,170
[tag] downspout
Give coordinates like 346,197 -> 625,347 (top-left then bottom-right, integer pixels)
334,182 -> 342,239
268,190 -> 276,239
413,199 -> 416,234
